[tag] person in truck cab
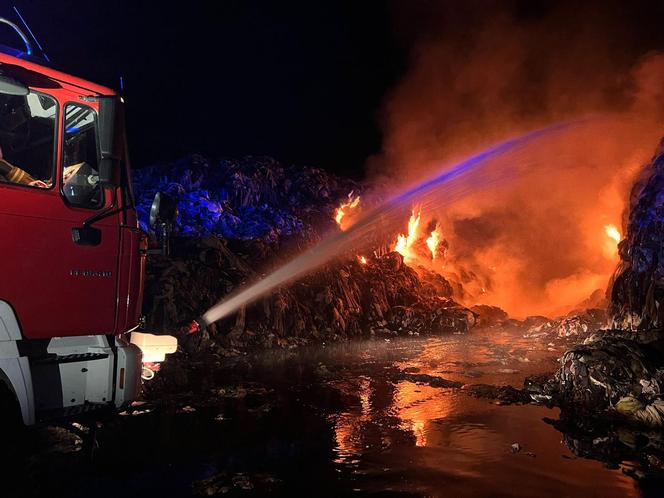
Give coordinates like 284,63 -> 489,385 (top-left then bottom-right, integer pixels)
0,145 -> 48,187
0,91 -> 56,188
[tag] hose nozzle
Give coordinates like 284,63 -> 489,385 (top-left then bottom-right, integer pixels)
183,317 -> 207,335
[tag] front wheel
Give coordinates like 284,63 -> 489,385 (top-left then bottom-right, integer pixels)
0,382 -> 29,491
0,382 -> 24,437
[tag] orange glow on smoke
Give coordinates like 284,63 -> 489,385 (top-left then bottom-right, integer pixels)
426,224 -> 442,260
377,132 -> 652,318
368,6 -> 664,318
394,209 -> 421,261
334,192 -> 361,230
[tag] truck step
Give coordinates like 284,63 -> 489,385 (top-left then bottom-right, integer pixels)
32,352 -> 110,365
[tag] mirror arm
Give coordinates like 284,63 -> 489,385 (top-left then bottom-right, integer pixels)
73,187 -> 122,246
81,186 -> 119,228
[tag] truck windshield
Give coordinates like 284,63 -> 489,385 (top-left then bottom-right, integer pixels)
0,91 -> 56,189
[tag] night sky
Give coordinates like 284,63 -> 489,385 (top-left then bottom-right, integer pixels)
5,1 -> 403,177
4,1 -> 664,176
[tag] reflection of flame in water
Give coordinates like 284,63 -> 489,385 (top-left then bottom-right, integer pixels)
332,373 -> 455,456
412,420 -> 426,447
334,191 -> 361,230
394,381 -> 455,447
360,378 -> 371,414
332,369 -> 457,457
333,377 -> 372,461
327,333 -> 575,480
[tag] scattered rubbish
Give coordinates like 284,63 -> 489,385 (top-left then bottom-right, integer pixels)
609,139 -> 664,331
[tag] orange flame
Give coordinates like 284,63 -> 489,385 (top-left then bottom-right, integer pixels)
394,209 -> 421,261
334,192 -> 361,230
602,223 -> 622,259
426,224 -> 442,260
358,255 -> 367,265
604,224 -> 621,244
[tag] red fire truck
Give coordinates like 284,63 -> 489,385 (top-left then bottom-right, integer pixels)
0,17 -> 174,426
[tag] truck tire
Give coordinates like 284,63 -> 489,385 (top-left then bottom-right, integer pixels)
0,383 -> 28,495
0,382 -> 25,450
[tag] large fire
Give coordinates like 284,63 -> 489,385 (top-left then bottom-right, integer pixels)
370,2 -> 664,318
426,224 -> 442,260
334,192 -> 361,230
385,201 -> 627,317
394,210 -> 444,263
394,209 -> 421,261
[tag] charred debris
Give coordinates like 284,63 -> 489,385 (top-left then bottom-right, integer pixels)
134,155 -> 474,350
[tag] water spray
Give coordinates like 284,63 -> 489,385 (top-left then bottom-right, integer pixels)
196,120 -> 588,329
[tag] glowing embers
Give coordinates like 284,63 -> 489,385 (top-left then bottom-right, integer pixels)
603,223 -> 622,258
334,191 -> 361,230
394,209 -> 422,262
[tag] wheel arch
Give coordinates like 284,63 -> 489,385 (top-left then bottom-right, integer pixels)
0,299 -> 23,341
0,299 -> 35,425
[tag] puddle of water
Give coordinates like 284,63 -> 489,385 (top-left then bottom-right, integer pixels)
251,332 -> 639,497
19,328 -> 649,497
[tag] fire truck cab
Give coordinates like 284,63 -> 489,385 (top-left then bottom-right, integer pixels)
0,27 -> 147,424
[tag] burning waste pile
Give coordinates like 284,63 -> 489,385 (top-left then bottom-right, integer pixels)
536,141 -> 664,421
132,155 -> 476,354
505,141 -> 664,477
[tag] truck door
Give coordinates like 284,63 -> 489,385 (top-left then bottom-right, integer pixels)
0,96 -> 119,339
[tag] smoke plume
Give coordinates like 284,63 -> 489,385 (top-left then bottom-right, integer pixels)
371,1 -> 664,317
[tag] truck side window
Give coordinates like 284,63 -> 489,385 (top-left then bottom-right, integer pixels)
0,92 -> 57,189
62,103 -> 102,208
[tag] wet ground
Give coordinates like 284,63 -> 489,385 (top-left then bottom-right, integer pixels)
9,328 -> 660,497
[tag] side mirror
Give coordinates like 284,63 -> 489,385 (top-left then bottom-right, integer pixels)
98,96 -> 120,187
148,192 -> 178,256
149,192 -> 178,228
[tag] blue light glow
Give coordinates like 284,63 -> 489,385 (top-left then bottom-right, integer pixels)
13,6 -> 50,61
